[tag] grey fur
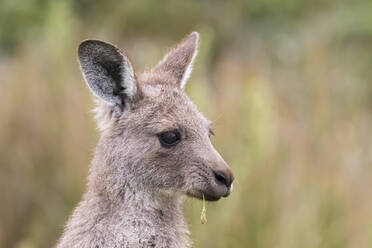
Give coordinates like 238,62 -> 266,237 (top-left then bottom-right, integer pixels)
57,32 -> 234,248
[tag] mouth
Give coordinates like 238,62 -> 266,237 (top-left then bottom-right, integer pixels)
187,184 -> 233,202
187,191 -> 221,201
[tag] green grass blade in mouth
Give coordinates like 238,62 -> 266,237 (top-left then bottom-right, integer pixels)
200,194 -> 207,224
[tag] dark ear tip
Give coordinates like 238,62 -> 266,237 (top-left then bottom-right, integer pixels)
78,40 -> 100,55
78,39 -> 120,59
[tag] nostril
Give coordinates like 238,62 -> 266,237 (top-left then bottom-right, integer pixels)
213,170 -> 231,187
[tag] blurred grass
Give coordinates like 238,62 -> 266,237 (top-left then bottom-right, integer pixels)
1,0 -> 372,247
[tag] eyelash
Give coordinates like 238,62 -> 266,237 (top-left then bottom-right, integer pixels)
209,129 -> 215,136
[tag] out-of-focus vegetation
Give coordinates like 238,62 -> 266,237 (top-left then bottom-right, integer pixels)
1,0 -> 372,247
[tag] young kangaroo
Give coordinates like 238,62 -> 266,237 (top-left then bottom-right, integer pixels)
57,32 -> 234,248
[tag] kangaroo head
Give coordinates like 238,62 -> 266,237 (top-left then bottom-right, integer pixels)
78,32 -> 234,201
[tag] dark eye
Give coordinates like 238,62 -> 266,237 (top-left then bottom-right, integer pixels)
158,131 -> 181,148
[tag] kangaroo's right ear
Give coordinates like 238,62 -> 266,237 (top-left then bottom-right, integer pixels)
78,40 -> 138,108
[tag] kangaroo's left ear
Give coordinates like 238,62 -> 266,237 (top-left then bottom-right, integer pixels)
153,32 -> 199,89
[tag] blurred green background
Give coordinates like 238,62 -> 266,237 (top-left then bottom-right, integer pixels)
1,0 -> 372,247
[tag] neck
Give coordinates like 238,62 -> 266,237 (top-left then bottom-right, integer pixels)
57,155 -> 190,248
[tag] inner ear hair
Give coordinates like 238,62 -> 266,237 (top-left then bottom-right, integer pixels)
101,59 -> 125,104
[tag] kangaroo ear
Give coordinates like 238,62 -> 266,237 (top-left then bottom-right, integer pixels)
78,40 -> 138,107
153,32 -> 199,88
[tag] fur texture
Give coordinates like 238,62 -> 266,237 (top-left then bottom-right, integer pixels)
57,32 -> 234,248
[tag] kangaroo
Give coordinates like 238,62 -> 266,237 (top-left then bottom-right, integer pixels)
57,32 -> 234,248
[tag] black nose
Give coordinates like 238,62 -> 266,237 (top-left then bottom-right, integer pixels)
213,170 -> 233,188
